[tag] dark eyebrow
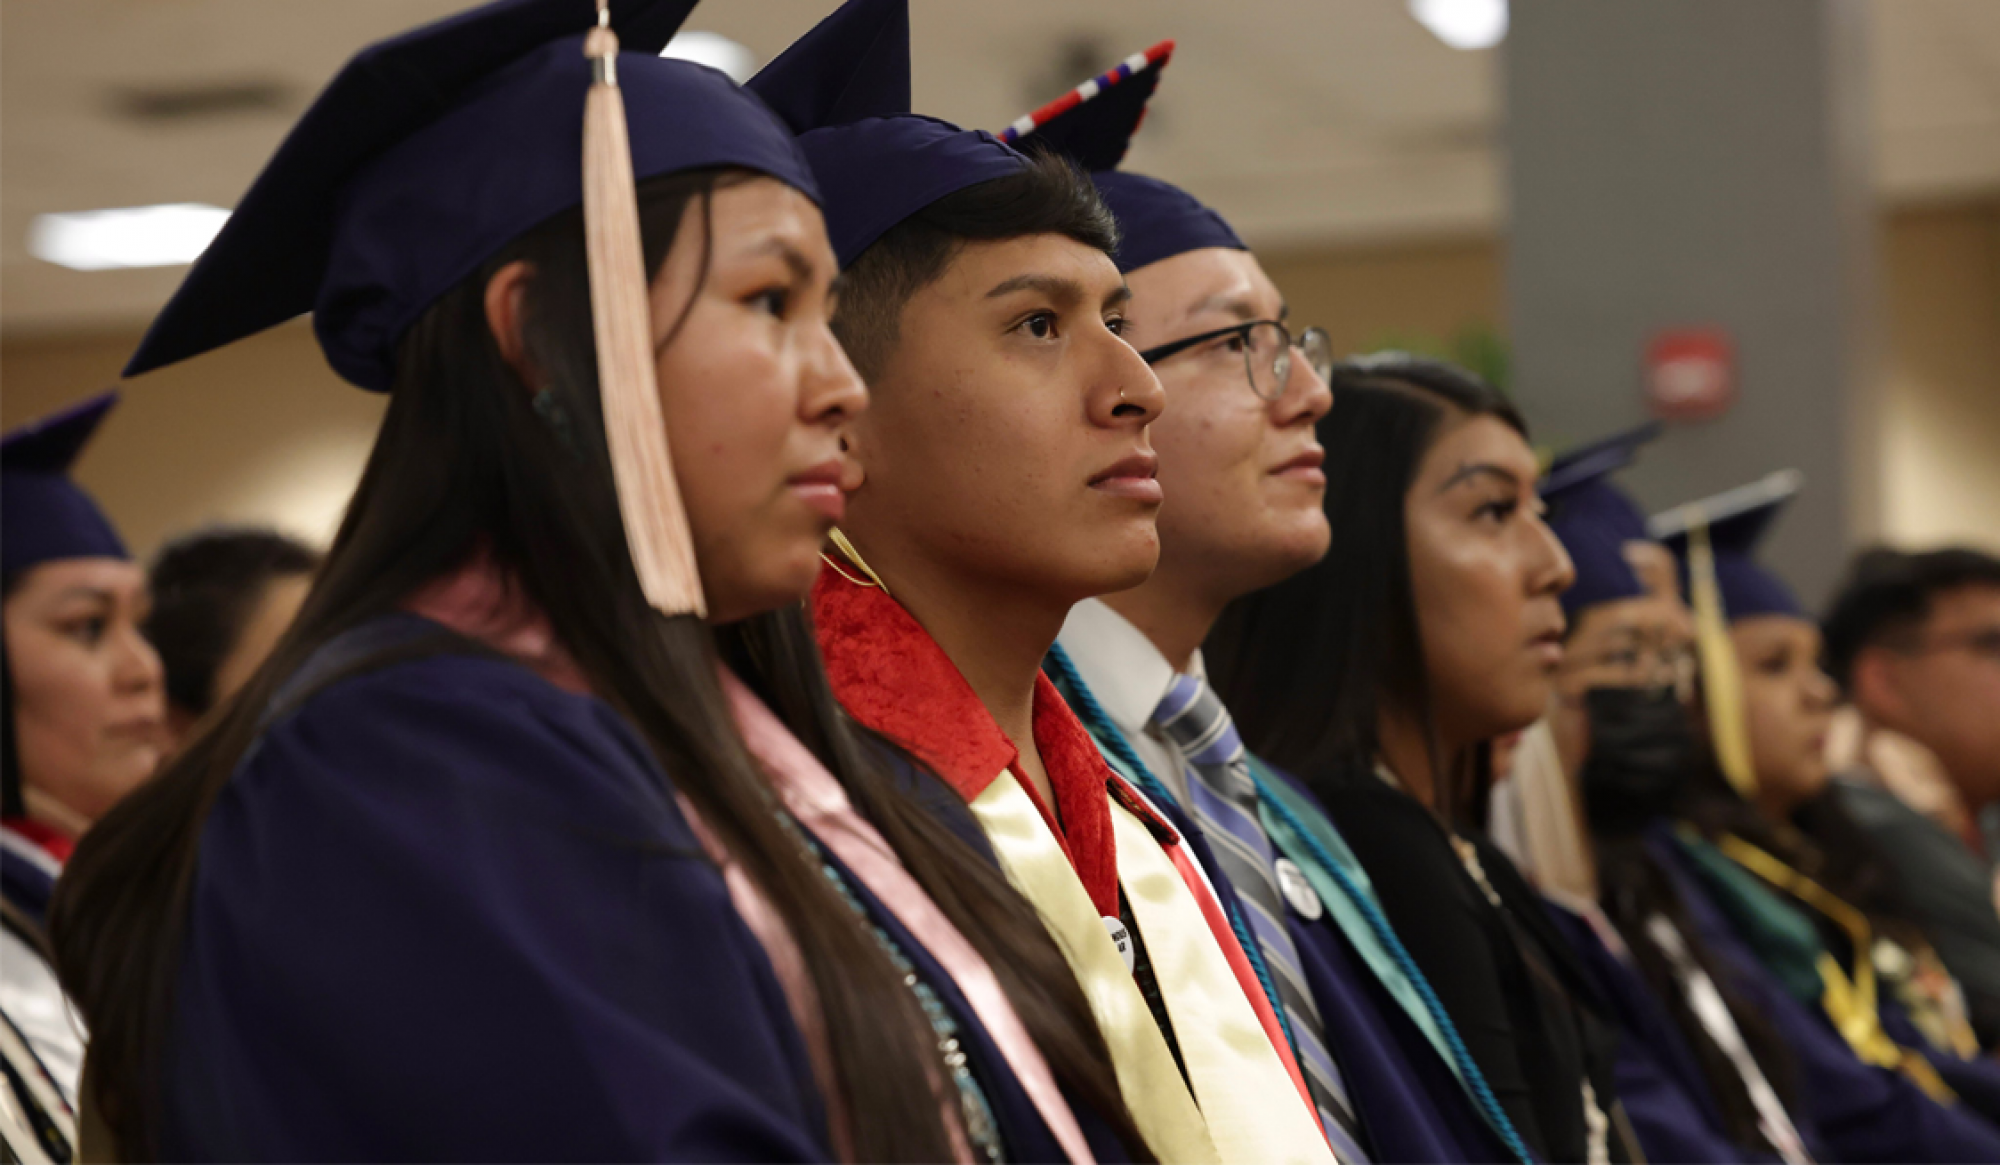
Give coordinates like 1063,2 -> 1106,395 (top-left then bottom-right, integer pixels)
1103,283 -> 1133,312
987,273 -> 1086,304
49,586 -> 116,607
1186,291 -> 1259,323
742,236 -> 817,283
1436,462 -> 1523,494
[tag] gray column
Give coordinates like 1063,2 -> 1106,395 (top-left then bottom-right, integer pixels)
1504,0 -> 1880,609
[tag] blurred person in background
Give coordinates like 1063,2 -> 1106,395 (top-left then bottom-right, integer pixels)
145,528 -> 321,746
1017,44 -> 1525,1165
2,392 -> 166,1160
0,396 -> 164,916
1506,425 -> 1817,1165
1822,546 -> 2000,1047
1652,480 -> 2000,1144
1207,356 -> 1652,1164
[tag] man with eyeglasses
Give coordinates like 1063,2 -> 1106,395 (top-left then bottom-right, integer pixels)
1823,545 -> 2000,1049
1008,45 -> 1527,1165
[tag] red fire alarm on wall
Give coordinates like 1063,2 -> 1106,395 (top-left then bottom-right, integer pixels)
1644,327 -> 1735,421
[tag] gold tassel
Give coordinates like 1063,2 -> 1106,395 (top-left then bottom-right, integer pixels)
1688,516 -> 1757,799
582,6 -> 706,617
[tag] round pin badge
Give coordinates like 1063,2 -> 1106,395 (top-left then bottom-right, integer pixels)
1103,916 -> 1136,972
1276,857 -> 1324,921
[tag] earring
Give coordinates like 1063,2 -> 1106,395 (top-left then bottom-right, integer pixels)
821,527 -> 892,596
532,387 -> 579,454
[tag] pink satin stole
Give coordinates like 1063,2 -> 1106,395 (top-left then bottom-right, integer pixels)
720,668 -> 1096,1165
407,563 -> 1092,1163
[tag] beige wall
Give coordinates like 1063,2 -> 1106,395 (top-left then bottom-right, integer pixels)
3,202 -> 1996,561
0,321 -> 384,557
1878,200 -> 2000,549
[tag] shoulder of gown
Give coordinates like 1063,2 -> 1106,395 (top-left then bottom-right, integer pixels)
1542,897 -> 1776,1164
165,627 -> 830,1162
1254,764 -> 1514,1163
1649,827 -> 2000,1164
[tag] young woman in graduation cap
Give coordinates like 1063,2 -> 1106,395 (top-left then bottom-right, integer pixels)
47,2 -> 1143,1161
2,392 -> 167,1162
1,396 -> 165,867
1648,477 -> 2000,1146
1205,356 -> 1656,1165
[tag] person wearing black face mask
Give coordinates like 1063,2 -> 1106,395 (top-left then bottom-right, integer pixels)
1576,685 -> 1703,837
1497,428 -> 1819,1164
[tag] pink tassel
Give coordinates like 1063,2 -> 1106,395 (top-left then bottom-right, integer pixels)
581,11 -> 707,617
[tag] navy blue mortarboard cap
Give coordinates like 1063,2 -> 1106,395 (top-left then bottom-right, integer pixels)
1540,423 -> 1662,617
999,42 -> 1244,274
747,0 -> 1025,269
1650,470 -> 1806,620
124,0 -> 818,392
1,393 -> 128,579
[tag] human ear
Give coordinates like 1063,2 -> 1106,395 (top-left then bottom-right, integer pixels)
483,259 -> 542,390
1850,647 -> 1908,725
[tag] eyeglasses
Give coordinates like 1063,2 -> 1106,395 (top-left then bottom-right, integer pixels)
1137,320 -> 1335,401
1908,627 -> 2000,663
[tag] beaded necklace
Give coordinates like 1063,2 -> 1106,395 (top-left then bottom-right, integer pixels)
773,809 -> 1005,1163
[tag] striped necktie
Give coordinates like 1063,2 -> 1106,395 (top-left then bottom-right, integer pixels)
1154,673 -> 1369,1162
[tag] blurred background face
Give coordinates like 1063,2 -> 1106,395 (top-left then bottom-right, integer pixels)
4,558 -> 165,832
649,178 -> 867,624
1856,583 -> 2000,807
1121,247 -> 1332,600
1731,614 -> 1838,817
1406,413 -> 1575,747
842,233 -> 1165,605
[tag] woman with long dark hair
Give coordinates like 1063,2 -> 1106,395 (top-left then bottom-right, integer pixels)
1206,355 -> 1649,1164
47,3 -> 1141,1161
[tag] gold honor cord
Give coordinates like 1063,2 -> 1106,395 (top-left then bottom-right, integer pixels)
1717,834 -> 1958,1104
1688,518 -> 1758,800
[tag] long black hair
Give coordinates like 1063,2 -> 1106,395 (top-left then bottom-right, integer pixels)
1206,355 -> 1524,823
50,169 -> 1144,1161
2,603 -> 20,820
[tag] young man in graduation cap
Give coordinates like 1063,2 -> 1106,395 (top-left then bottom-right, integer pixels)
1002,46 -> 1534,1165
748,3 -> 1334,1161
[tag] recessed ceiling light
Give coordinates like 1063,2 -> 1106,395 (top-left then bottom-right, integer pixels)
28,203 -> 230,271
1410,0 -> 1509,51
661,31 -> 756,83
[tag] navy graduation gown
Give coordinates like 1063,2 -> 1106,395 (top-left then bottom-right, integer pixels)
1256,766 -> 1517,1163
165,617 -> 1096,1162
1284,895 -> 1515,1162
1649,830 -> 2000,1163
1544,900 -> 1797,1163
0,831 -> 57,930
